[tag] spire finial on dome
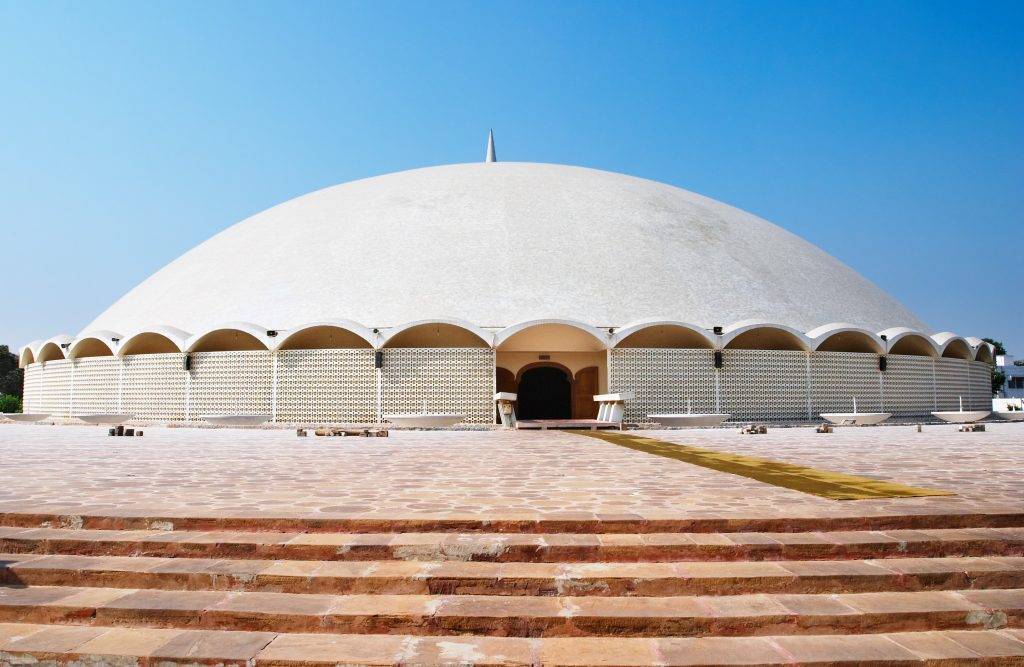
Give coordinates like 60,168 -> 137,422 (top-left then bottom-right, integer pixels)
485,129 -> 496,163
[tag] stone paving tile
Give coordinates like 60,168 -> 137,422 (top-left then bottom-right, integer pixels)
257,632 -> 420,664
73,626 -> 184,655
415,635 -> 536,665
837,590 -> 982,614
0,423 -> 1020,522
98,588 -> 227,612
770,633 -> 919,662
539,636 -> 660,665
885,629 -> 982,659
657,636 -> 786,665
942,629 -> 1024,656
957,588 -> 1024,609
212,591 -> 336,617
0,623 -> 107,651
0,621 -> 48,644
153,628 -> 277,659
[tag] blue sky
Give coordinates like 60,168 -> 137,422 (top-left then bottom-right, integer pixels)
2,1 -> 1022,352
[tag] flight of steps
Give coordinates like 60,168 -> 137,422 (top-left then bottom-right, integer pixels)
0,511 -> 1023,665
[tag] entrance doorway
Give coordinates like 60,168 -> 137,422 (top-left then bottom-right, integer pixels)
517,366 -> 572,419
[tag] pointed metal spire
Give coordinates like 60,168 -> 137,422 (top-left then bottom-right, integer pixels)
485,129 -> 497,163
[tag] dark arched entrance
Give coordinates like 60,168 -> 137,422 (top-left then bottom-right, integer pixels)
517,366 -> 572,419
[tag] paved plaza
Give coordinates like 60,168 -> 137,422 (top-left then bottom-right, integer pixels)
0,422 -> 1021,522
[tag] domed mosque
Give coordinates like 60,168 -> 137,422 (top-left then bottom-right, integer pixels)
20,133 -> 993,425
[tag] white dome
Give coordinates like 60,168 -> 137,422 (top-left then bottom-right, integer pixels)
83,162 -> 926,335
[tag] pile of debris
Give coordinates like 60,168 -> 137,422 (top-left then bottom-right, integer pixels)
108,426 -> 143,437
297,427 -> 389,438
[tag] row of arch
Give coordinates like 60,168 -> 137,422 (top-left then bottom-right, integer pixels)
19,318 -> 994,367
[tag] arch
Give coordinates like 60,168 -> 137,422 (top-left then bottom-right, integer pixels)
36,342 -> 66,363
18,342 -> 39,368
117,326 -> 188,356
186,322 -> 271,353
973,342 -> 995,364
611,320 -> 715,349
381,319 -> 492,348
494,319 -> 608,352
879,328 -> 938,357
514,360 -> 575,385
806,323 -> 884,354
69,331 -> 121,359
276,321 -> 375,350
721,321 -> 810,352
932,332 -> 972,360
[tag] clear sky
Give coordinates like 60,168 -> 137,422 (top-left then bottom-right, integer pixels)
2,1 -> 1022,352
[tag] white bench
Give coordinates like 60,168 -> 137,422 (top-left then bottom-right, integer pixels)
593,392 -> 634,424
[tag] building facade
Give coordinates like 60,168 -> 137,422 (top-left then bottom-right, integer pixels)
997,354 -> 1024,399
18,154 -> 995,424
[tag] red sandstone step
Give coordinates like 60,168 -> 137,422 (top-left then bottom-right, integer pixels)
2,622 -> 1024,665
2,509 -> 1022,535
1,585 -> 1021,637
2,526 -> 1021,563
3,553 -> 1023,597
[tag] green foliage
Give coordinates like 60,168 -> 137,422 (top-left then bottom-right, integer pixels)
982,338 -> 1007,356
0,393 -> 21,414
0,345 -> 24,398
992,369 -> 1007,397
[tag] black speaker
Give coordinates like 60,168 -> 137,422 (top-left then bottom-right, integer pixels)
183,354 -> 192,371
714,351 -> 723,368
374,351 -> 384,369
879,355 -> 887,372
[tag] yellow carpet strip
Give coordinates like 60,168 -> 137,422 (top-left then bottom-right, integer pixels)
576,431 -> 952,500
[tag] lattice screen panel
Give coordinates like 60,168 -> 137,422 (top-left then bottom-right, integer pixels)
934,358 -> 971,412
609,348 -> 716,422
70,357 -> 119,416
276,349 -> 377,423
810,352 -> 882,415
381,348 -> 494,424
881,355 -> 935,416
967,361 -> 992,411
22,364 -> 41,414
189,351 -> 273,421
32,360 -> 73,418
720,350 -> 808,421
121,354 -> 187,421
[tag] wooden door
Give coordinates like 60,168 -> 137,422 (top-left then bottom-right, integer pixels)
572,366 -> 600,419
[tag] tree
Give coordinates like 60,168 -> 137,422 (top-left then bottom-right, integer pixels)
980,338 -> 1007,396
992,369 -> 1007,397
0,345 -> 22,398
982,338 -> 1007,356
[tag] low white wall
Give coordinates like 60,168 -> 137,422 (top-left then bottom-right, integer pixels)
21,348 -> 992,424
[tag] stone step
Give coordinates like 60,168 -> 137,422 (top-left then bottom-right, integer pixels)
0,585 -> 1021,637
3,553 -> 1023,597
2,526 -> 1022,563
2,622 -> 1024,666
2,509 -> 1022,535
